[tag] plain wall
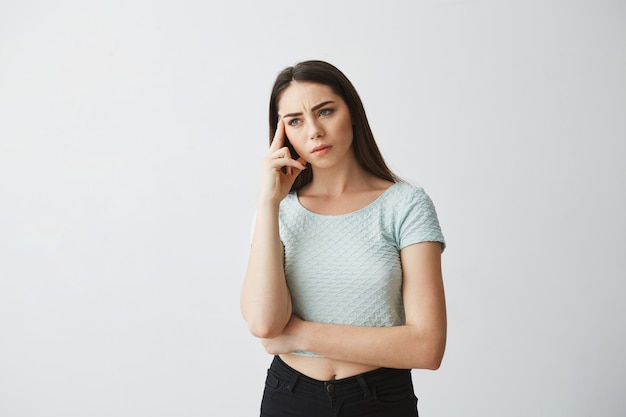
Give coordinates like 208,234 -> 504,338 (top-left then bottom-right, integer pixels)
1,0 -> 625,415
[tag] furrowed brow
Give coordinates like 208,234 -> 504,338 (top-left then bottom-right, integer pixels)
281,101 -> 336,119
311,100 -> 335,111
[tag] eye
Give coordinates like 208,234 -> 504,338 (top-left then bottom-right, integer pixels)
287,118 -> 302,126
319,108 -> 333,117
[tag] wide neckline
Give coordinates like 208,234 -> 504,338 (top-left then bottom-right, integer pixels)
293,182 -> 399,217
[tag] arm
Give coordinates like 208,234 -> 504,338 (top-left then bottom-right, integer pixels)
241,202 -> 291,339
240,118 -> 307,339
262,241 -> 447,370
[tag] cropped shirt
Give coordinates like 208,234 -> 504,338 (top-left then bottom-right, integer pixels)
278,182 -> 445,356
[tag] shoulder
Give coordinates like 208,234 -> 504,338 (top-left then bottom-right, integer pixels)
391,183 -> 445,250
384,182 -> 434,207
384,181 -> 445,250
278,192 -> 303,226
279,192 -> 299,211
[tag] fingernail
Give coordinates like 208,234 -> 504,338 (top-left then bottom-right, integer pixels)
277,115 -> 282,121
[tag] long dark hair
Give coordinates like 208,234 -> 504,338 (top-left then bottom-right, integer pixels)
269,60 -> 399,191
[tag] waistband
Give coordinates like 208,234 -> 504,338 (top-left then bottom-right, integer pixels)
269,355 -> 411,397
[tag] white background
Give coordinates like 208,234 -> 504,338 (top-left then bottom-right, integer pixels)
1,0 -> 625,415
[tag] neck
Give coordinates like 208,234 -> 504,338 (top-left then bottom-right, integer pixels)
306,158 -> 374,197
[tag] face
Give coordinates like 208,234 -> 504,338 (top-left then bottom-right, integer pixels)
277,82 -> 354,170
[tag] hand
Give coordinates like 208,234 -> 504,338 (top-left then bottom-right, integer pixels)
260,315 -> 305,355
259,118 -> 307,204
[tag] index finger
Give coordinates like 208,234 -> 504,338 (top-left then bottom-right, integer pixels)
269,117 -> 285,150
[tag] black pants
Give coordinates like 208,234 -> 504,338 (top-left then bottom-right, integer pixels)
260,356 -> 418,417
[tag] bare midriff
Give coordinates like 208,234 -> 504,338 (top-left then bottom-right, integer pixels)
279,353 -> 380,381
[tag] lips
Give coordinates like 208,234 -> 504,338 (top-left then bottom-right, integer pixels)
311,144 -> 332,156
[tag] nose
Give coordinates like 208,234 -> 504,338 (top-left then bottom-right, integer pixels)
308,119 -> 324,140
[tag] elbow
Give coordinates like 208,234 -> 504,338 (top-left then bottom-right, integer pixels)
425,337 -> 447,370
411,332 -> 446,370
248,324 -> 282,339
424,351 -> 444,370
409,348 -> 444,370
416,348 -> 445,370
245,317 -> 286,339
240,291 -> 292,339
241,302 -> 291,339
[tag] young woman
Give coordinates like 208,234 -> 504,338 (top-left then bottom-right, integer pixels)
241,60 -> 446,417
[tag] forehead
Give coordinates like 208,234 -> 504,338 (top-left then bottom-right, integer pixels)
277,81 -> 341,112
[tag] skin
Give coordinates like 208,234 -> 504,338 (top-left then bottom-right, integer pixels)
241,81 -> 447,380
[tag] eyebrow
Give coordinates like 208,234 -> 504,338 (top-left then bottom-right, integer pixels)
281,101 -> 335,119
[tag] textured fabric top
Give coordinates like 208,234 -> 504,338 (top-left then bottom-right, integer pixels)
278,182 -> 445,356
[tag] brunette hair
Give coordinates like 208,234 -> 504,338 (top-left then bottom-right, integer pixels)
269,60 -> 399,191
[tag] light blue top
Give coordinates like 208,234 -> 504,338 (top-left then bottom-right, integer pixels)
278,182 -> 445,357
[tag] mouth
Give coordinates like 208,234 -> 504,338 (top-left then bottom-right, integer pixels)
311,144 -> 332,156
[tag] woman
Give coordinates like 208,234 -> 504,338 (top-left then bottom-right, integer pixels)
241,60 -> 446,417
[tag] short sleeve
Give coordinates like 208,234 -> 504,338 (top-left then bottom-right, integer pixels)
397,187 -> 446,252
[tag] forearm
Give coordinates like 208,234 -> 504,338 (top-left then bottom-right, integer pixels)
298,321 -> 446,370
260,243 -> 447,369
241,201 -> 292,338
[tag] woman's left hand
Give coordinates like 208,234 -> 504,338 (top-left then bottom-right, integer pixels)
260,315 -> 305,355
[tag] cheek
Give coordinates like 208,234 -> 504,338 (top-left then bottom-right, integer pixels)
337,119 -> 354,142
292,144 -> 309,161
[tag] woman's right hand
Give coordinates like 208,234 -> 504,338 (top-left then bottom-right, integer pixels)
259,117 -> 307,204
